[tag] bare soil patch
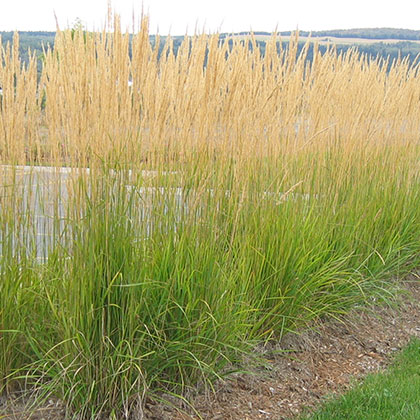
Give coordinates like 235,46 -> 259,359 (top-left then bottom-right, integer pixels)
1,276 -> 420,420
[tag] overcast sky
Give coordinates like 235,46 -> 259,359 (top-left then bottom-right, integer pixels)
1,0 -> 420,34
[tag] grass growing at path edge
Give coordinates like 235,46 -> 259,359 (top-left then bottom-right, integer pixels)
301,338 -> 420,420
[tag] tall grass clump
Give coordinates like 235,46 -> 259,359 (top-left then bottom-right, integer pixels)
0,15 -> 419,418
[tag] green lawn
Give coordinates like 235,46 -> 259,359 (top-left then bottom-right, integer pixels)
301,338 -> 420,420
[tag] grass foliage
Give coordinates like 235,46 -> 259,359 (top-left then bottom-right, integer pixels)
0,16 -> 419,418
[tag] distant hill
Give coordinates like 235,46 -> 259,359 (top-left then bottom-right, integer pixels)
1,28 -> 420,73
222,28 -> 420,41
0,31 -> 55,54
218,28 -> 420,65
296,28 -> 420,41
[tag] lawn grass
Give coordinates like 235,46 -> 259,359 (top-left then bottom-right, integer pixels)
301,338 -> 420,420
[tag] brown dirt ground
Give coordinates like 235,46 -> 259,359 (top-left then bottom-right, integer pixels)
1,275 -> 420,420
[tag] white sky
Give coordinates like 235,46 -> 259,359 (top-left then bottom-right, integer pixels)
1,0 -> 420,34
